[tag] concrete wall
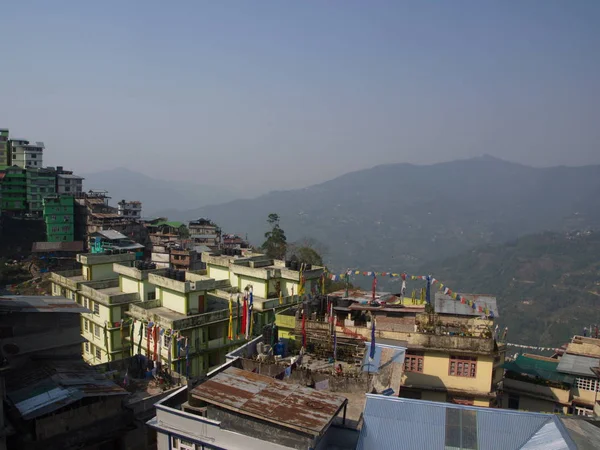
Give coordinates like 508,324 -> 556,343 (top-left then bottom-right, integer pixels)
88,262 -> 118,281
161,288 -> 187,315
207,264 -> 230,281
152,403 -> 292,450
35,396 -> 125,441
403,351 -> 494,395
209,406 -> 315,450
238,274 -> 268,298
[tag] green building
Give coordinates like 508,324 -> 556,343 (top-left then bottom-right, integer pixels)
0,129 -> 8,167
1,166 -> 28,214
43,196 -> 74,242
27,168 -> 57,215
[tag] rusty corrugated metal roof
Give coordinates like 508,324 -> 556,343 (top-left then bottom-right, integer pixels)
191,366 -> 347,436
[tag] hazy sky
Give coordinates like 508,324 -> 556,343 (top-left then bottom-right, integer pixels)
1,1 -> 599,193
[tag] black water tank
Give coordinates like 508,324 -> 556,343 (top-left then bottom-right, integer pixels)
285,260 -> 292,268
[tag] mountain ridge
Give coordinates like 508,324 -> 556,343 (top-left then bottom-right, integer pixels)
81,167 -> 243,216
163,156 -> 600,270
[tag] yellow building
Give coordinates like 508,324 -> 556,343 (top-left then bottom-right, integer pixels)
276,292 -> 505,408
50,252 -> 137,364
502,336 -> 600,416
203,251 -> 324,331
51,249 -> 325,376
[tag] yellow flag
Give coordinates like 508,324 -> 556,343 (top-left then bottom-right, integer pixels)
420,287 -> 426,304
279,290 -> 283,305
411,289 -> 416,304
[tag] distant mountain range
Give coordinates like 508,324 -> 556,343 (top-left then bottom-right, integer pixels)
165,156 -> 600,270
81,168 -> 242,216
423,231 -> 600,347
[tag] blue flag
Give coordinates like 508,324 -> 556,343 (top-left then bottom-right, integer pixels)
370,317 -> 376,359
333,327 -> 337,361
426,275 -> 431,304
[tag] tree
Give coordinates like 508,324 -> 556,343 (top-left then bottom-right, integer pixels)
262,213 -> 287,259
294,246 -> 323,266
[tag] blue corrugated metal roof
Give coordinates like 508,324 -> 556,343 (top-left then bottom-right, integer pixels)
357,395 -> 578,450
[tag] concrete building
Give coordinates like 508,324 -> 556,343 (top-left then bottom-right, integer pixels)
148,356 -> 354,450
56,172 -> 84,195
0,128 -> 8,167
170,247 -> 204,271
89,229 -> 145,256
0,295 -> 133,450
0,166 -> 27,215
9,139 -> 44,168
276,290 -> 505,408
26,167 -> 56,215
188,218 -> 221,248
502,336 -> 600,417
118,199 -> 142,220
43,195 -> 75,242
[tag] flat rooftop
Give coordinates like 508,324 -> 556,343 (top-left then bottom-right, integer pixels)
191,366 -> 348,436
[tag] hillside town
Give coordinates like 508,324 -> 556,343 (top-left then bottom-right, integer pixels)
1,128 -> 600,449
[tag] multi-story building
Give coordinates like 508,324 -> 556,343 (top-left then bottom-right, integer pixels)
88,229 -> 145,257
9,138 -> 44,168
0,166 -> 28,214
56,171 -> 84,195
50,252 -> 138,364
0,295 -> 133,450
277,290 -> 505,408
26,167 -> 57,215
117,199 -> 142,220
0,128 -> 9,167
203,250 -> 325,331
49,249 -> 324,376
503,335 -> 600,416
188,218 -> 221,248
43,195 -> 75,242
170,247 -> 204,271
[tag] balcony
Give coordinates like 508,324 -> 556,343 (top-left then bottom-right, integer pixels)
127,300 -> 236,330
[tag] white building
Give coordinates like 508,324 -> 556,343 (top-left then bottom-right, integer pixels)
10,139 -> 44,168
57,173 -> 84,195
117,200 -> 142,220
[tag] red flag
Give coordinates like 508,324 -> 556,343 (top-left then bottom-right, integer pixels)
153,325 -> 159,360
147,325 -> 152,357
372,276 -> 377,302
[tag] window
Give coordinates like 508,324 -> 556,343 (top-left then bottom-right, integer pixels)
576,377 -> 600,392
449,356 -> 477,378
147,291 -> 156,301
404,352 -> 424,373
575,405 -> 593,417
65,187 -> 71,192
84,342 -> 89,353
94,323 -> 100,337
95,347 -> 102,360
85,298 -> 89,310
84,319 -> 89,331
172,437 -> 196,450
93,302 -> 100,315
